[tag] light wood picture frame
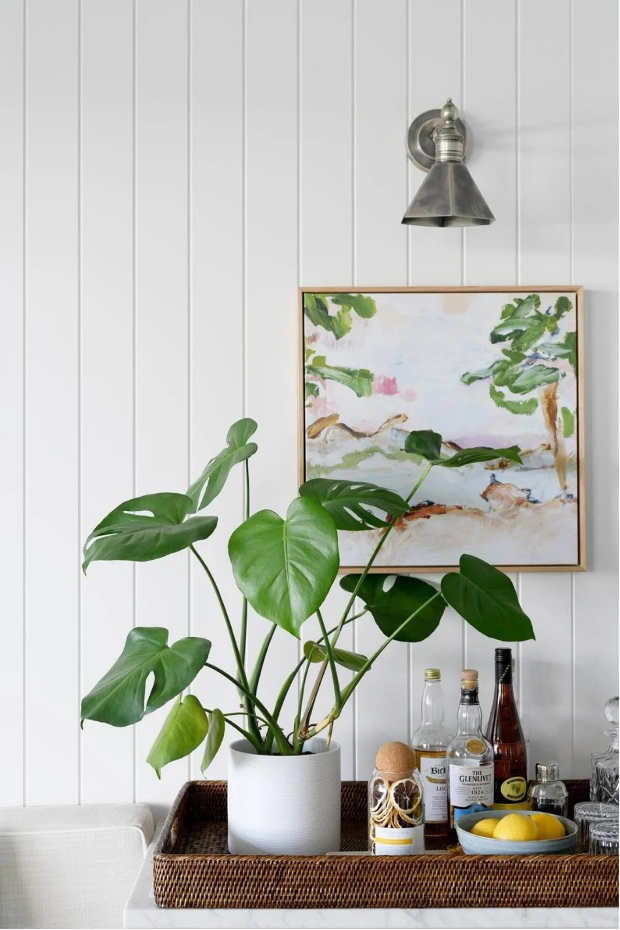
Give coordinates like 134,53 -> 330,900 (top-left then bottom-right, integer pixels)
299,286 -> 585,572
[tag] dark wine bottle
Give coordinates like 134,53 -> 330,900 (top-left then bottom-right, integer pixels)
485,648 -> 528,809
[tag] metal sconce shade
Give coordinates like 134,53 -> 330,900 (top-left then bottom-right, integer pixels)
402,98 -> 495,227
402,162 -> 495,227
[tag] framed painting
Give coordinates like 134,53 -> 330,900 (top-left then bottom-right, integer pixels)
299,286 -> 585,572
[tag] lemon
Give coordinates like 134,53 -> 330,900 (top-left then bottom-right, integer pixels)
493,813 -> 539,841
471,818 -> 500,838
531,812 -> 565,840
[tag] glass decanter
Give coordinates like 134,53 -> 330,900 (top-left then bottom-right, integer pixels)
591,696 -> 619,805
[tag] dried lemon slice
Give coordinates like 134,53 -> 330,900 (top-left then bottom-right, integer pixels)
370,776 -> 388,814
390,777 -> 420,816
390,778 -> 422,825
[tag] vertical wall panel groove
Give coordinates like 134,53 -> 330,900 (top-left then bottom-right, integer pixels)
353,0 -> 409,777
299,0 -> 356,778
80,0 -> 135,803
517,0 -> 573,780
134,0 -> 190,804
244,0 -> 299,724
188,0 -> 244,781
25,0 -> 80,805
572,0 -> 619,775
407,0 -> 464,732
0,0 -> 25,806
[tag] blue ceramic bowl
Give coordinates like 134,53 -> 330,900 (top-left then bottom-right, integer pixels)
455,809 -> 578,855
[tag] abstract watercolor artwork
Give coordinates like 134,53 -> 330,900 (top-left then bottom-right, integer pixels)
300,287 -> 584,571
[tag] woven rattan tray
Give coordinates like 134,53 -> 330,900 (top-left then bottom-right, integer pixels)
153,779 -> 618,909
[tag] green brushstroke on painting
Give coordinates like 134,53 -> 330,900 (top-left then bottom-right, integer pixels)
306,356 -> 374,398
462,293 -> 576,496
303,293 -> 378,405
561,406 -> 575,439
306,445 -> 419,479
489,384 -> 538,415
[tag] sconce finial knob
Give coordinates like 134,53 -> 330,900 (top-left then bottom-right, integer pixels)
441,98 -> 459,123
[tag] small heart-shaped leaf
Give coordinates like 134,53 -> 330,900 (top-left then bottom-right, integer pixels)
201,708 -> 226,774
404,430 -> 443,461
147,695 -> 208,779
303,641 -> 368,672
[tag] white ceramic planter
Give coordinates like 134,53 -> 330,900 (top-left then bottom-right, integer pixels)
227,737 -> 341,855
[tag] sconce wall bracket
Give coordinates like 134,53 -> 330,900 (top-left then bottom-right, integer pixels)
406,107 -> 468,173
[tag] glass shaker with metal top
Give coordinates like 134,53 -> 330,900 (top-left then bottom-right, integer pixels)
527,761 -> 568,817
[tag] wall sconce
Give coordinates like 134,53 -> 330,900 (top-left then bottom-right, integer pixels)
402,98 -> 495,227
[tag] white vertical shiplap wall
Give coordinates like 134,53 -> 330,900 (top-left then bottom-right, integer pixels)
1,0 -> 617,807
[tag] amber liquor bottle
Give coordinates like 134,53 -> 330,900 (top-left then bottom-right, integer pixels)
485,648 -> 528,809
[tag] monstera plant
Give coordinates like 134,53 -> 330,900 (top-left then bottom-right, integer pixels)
81,419 -> 535,777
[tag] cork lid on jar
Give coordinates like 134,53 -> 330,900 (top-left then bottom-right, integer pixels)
461,668 -> 479,688
375,741 -> 417,781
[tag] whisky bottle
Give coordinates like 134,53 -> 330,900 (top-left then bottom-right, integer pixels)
412,668 -> 452,837
446,669 -> 494,834
485,648 -> 528,809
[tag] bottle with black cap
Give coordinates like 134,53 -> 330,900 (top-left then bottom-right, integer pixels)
485,647 -> 528,810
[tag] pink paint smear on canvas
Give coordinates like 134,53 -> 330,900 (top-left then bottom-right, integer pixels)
375,375 -> 399,395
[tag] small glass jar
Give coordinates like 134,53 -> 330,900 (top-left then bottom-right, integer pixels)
573,801 -> 619,853
589,820 -> 620,855
369,741 -> 424,855
527,761 -> 568,817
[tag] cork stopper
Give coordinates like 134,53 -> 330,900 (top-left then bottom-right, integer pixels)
461,668 -> 479,688
375,741 -> 417,781
425,668 -> 441,679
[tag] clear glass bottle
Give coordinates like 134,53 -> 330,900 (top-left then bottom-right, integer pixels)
591,697 -> 619,805
446,669 -> 494,837
527,761 -> 568,817
368,741 -> 424,855
412,668 -> 452,838
485,648 -> 528,809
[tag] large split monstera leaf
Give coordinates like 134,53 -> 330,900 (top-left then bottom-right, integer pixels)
81,627 -> 211,727
299,478 -> 409,531
82,493 -> 217,571
186,418 -> 258,512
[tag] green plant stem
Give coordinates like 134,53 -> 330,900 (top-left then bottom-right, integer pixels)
304,590 -> 443,741
201,706 -> 263,752
190,545 -> 246,687
316,608 -> 341,711
240,598 -> 248,667
299,463 -> 435,736
204,662 -> 293,756
248,623 -> 277,695
332,462 -> 434,649
239,460 -> 251,666
264,609 -> 368,754
298,662 -> 328,739
295,660 -> 313,745
190,544 -> 262,744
